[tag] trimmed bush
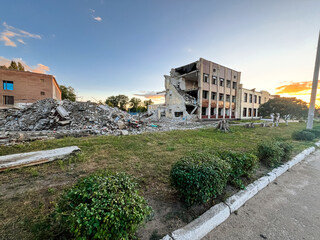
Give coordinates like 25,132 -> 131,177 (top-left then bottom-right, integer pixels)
278,141 -> 293,161
53,172 -> 152,240
257,141 -> 284,167
303,129 -> 320,138
170,152 -> 230,206
292,130 -> 315,141
216,151 -> 259,189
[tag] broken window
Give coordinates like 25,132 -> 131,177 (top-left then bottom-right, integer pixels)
219,94 -> 224,101
41,91 -> 45,96
3,95 -> 14,105
249,94 -> 253,103
259,96 -> 261,104
210,107 -> 216,115
254,95 -> 257,103
3,81 -> 13,90
218,108 -> 223,116
226,95 -> 230,102
203,74 -> 209,83
211,92 -> 216,100
212,76 -> 217,85
243,108 -> 247,117
232,82 -> 237,89
244,93 -> 247,102
234,75 -> 237,79
232,96 -> 236,103
175,112 -> 183,117
219,78 -> 224,87
202,107 -> 208,116
226,80 -> 231,88
203,90 -> 209,99
213,68 -> 216,72
225,109 -> 230,115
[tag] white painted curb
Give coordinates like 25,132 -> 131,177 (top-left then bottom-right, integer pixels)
161,142 -> 320,240
171,203 -> 230,240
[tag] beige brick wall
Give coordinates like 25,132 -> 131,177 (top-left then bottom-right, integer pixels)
0,69 -> 61,108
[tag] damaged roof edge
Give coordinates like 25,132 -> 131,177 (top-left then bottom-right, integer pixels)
174,61 -> 198,75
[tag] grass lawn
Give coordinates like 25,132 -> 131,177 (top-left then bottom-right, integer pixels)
0,122 -> 318,239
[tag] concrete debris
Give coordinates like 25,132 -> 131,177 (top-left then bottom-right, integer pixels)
0,146 -> 80,171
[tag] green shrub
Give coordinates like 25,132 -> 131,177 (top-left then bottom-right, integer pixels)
257,141 -> 284,167
278,141 -> 293,161
303,129 -> 320,138
292,130 -> 315,141
170,152 -> 230,206
216,151 -> 259,189
53,172 -> 152,240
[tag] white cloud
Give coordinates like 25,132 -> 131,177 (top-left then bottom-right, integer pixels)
93,16 -> 102,22
0,22 -> 41,47
0,56 -> 50,74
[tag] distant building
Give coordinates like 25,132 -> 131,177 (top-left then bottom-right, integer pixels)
0,69 -> 61,108
237,85 -> 271,119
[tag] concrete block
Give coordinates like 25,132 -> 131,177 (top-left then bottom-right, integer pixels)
0,146 -> 80,171
225,183 -> 258,213
271,164 -> 289,177
160,235 -> 173,240
267,172 -> 277,183
171,203 -> 230,240
254,176 -> 270,192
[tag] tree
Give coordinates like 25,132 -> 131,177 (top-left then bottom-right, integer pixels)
258,97 -> 308,125
60,85 -> 76,102
144,99 -> 153,108
129,97 -> 142,112
0,65 -> 7,70
17,62 -> 25,71
8,61 -> 18,70
105,95 -> 129,110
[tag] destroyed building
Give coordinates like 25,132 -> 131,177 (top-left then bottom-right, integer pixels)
0,69 -> 61,109
162,58 -> 241,120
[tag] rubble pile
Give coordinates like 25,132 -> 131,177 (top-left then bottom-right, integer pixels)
0,99 -> 150,135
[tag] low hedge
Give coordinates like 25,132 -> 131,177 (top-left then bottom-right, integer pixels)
303,129 -> 320,138
216,151 -> 259,189
170,152 -> 230,206
52,172 -> 152,240
292,130 -> 315,141
257,140 -> 293,167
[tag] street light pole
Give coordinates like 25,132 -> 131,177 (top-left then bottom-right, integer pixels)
307,31 -> 320,129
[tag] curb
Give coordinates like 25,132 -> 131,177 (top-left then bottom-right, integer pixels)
161,142 -> 319,240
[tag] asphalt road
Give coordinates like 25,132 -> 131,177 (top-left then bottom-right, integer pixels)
204,150 -> 320,240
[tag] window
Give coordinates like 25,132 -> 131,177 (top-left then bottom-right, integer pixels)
218,108 -> 223,116
203,74 -> 209,83
211,92 -> 216,100
3,81 -> 13,90
213,68 -> 216,72
244,93 -> 248,102
254,95 -> 257,103
41,91 -> 45,96
40,79 -> 44,83
212,76 -> 217,85
248,108 -> 252,117
169,109 -> 172,113
219,93 -> 224,101
175,112 -> 183,117
219,78 -> 224,87
226,94 -> 230,102
234,75 -> 237,79
3,95 -> 14,105
253,108 -> 257,117
259,96 -> 261,104
211,107 -> 216,115
243,107 -> 247,117
225,109 -> 230,115
203,90 -> 209,99
249,94 -> 253,103
202,107 -> 207,116
232,96 -> 236,103
226,80 -> 231,88
232,82 -> 237,89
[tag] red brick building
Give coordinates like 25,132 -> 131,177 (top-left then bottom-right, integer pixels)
0,69 -> 61,108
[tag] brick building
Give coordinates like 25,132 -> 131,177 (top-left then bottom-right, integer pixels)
0,69 -> 61,108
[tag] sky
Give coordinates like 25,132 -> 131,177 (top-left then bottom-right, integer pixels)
0,0 -> 320,104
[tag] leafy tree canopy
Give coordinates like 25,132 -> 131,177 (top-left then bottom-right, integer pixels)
258,97 -> 308,120
105,95 -> 129,110
60,85 -> 76,102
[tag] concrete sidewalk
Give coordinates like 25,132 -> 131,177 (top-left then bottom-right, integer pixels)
204,150 -> 320,240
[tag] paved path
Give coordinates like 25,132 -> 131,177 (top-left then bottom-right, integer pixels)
204,150 -> 320,240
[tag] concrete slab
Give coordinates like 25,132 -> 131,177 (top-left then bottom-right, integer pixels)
0,146 -> 80,171
171,203 -> 230,240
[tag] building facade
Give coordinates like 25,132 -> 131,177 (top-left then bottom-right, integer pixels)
0,69 -> 61,108
163,58 -> 241,120
236,85 -> 271,119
